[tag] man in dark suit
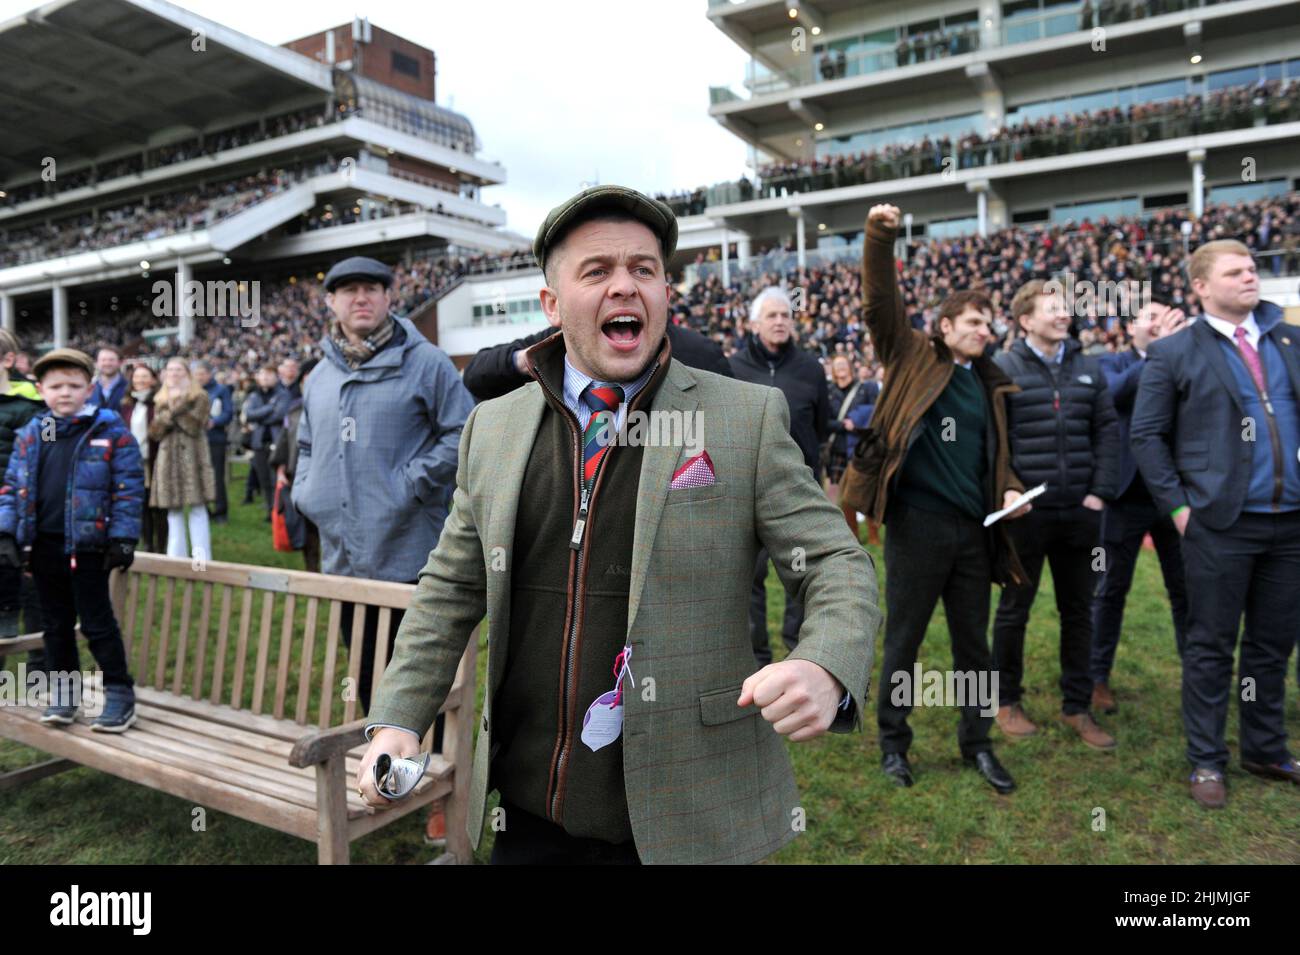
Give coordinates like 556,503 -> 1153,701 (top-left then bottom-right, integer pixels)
1131,239 -> 1300,809
1090,298 -> 1190,714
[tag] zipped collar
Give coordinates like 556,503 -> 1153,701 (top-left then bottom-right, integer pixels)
1012,335 -> 1080,366
525,329 -> 674,419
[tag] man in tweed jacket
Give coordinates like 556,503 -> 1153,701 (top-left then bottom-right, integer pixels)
359,186 -> 880,864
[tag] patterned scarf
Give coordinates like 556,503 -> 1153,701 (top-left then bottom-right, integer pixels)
330,314 -> 396,369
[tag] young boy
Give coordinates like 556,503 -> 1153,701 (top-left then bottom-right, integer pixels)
0,330 -> 47,677
0,348 -> 144,731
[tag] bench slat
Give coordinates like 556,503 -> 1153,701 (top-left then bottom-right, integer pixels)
122,572 -> 140,661
273,593 -> 295,721
155,576 -> 175,688
172,579 -> 194,696
135,711 -> 363,779
319,600 -> 342,729
138,575 -> 157,678
252,589 -> 275,715
343,602 -> 366,724
369,606 -> 393,720
210,584 -> 233,705
231,586 -> 254,709
192,581 -> 212,701
295,597 -> 318,726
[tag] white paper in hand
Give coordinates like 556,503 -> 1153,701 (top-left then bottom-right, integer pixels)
373,752 -> 431,800
983,483 -> 1047,527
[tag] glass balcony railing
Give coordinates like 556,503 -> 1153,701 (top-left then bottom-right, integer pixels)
1001,0 -> 1227,46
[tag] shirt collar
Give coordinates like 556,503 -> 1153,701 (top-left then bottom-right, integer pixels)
563,354 -> 657,418
1026,338 -> 1065,365
1201,311 -> 1259,346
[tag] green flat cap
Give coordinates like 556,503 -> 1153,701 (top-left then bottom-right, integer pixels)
33,347 -> 95,381
533,185 -> 678,273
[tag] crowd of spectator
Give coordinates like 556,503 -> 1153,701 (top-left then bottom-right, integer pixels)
0,107 -> 335,210
659,78 -> 1300,217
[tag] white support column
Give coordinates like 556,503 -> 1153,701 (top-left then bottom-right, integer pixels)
737,235 -> 751,270
0,292 -> 13,334
979,0 -> 1002,51
1188,149 -> 1206,218
52,285 -> 68,348
789,206 -> 806,273
176,258 -> 194,346
721,227 -> 730,288
967,179 -> 992,238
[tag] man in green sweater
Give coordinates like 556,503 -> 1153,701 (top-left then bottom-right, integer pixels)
842,203 -> 1029,793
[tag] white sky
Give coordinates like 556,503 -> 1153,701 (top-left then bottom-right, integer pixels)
0,0 -> 754,236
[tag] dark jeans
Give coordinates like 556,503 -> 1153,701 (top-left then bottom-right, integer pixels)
1090,485 -> 1188,683
31,534 -> 133,697
750,546 -> 804,666
1180,510 -> 1300,770
993,506 -> 1101,716
251,448 -> 274,514
490,799 -> 639,865
878,502 -> 995,758
208,440 -> 228,518
140,504 -> 169,553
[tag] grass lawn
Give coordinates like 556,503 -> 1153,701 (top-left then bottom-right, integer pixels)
1,460 -> 1297,864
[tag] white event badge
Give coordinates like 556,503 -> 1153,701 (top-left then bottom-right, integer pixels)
581,646 -> 634,752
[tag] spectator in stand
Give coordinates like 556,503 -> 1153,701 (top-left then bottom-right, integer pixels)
89,346 -> 127,414
120,364 -> 168,554
278,357 -> 302,400
148,358 -> 217,562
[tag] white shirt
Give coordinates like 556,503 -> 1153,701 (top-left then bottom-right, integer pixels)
129,397 -> 150,460
1201,311 -> 1260,350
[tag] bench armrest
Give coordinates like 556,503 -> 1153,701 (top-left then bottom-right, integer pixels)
289,719 -> 369,768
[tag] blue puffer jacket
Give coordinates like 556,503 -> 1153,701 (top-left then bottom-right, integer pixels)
0,406 -> 145,552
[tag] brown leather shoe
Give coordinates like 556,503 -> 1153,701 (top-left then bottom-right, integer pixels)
1061,711 -> 1117,750
1241,756 -> 1300,785
996,704 -> 1039,739
1091,682 -> 1117,715
1189,768 -> 1227,808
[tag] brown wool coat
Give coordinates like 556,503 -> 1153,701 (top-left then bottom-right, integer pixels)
148,390 -> 218,509
839,217 -> 1027,585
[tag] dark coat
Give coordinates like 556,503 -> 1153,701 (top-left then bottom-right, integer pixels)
1132,303 -> 1300,531
730,334 -> 830,477
994,337 -> 1120,509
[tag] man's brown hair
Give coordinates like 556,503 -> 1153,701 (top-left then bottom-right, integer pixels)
1188,239 -> 1252,285
937,290 -> 993,326
1011,279 -> 1054,326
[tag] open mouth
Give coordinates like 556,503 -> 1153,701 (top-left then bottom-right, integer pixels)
601,314 -> 643,352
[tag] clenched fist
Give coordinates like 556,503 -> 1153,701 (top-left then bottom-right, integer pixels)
867,204 -> 901,230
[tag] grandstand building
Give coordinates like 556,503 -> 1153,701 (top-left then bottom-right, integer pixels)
0,0 -> 529,358
684,0 -> 1300,286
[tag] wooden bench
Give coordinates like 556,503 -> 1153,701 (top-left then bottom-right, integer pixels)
0,553 -> 477,865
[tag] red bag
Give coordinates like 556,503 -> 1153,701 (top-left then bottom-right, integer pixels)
272,483 -> 293,552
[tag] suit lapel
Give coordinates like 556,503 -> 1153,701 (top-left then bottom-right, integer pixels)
1266,322 -> 1300,398
627,360 -> 698,635
484,386 -> 546,686
1192,319 -> 1245,414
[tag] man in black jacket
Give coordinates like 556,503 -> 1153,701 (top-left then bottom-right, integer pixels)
730,286 -> 832,666
463,320 -> 732,402
992,279 -> 1120,751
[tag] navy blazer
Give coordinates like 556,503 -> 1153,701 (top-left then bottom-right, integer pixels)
1099,348 -> 1145,496
1130,302 -> 1300,531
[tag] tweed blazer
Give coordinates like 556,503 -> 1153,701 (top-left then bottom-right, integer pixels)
368,351 -> 881,864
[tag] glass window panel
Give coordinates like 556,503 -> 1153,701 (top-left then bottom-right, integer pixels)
1287,58 -> 1300,81
1003,0 -> 1041,19
1208,179 -> 1288,204
1135,78 -> 1187,103
1005,22 -> 1040,42
1263,61 -> 1283,82
1207,65 -> 1259,91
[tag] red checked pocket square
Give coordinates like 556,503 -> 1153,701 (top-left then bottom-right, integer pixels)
670,450 -> 717,489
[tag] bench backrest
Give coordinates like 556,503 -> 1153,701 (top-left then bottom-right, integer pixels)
113,553 -> 415,729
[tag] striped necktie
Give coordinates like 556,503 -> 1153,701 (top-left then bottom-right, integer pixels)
580,383 -> 624,488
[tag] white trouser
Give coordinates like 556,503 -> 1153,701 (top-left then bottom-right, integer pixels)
166,506 -> 211,563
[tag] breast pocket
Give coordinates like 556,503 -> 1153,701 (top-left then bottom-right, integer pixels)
665,482 -> 728,506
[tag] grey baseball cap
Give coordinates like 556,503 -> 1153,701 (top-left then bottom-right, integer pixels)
533,185 -> 678,273
323,256 -> 393,292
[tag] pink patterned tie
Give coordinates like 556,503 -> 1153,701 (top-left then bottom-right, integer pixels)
1233,326 -> 1268,394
